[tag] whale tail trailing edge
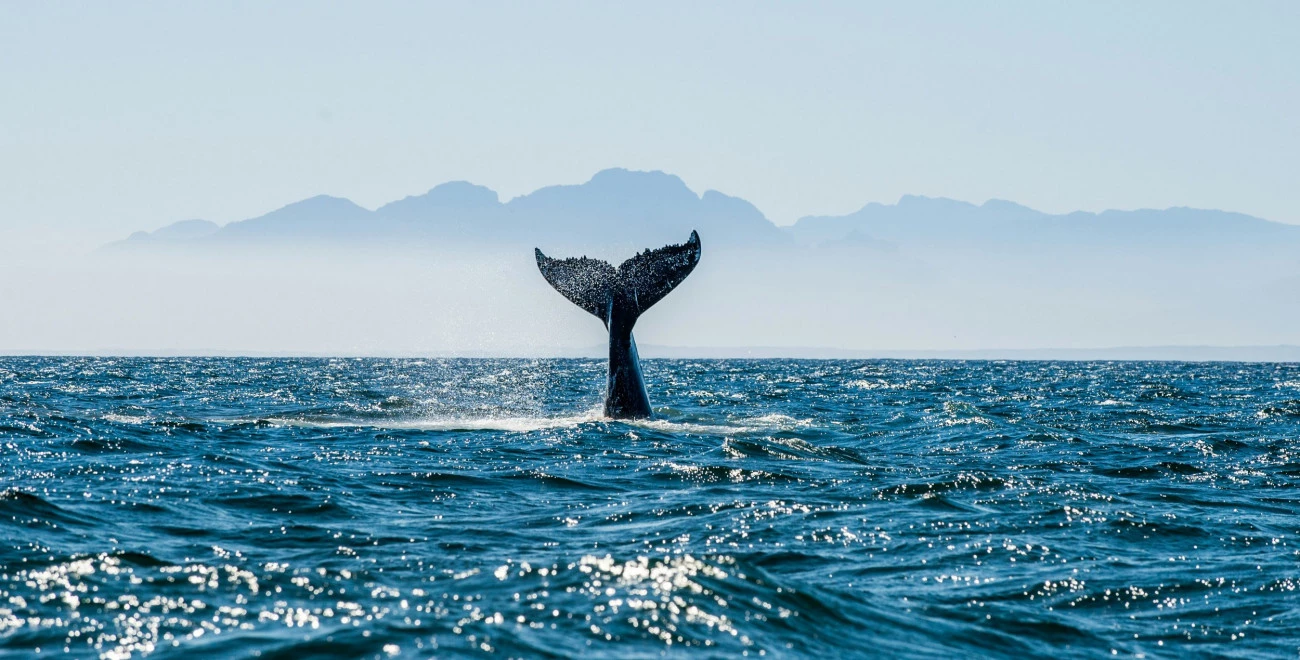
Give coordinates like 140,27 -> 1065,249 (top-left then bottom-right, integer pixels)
535,230 -> 701,324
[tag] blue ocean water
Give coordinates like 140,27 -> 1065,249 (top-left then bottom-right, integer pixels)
2,358 -> 1299,658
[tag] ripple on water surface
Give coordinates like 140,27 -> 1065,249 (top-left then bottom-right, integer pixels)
1,358 -> 1299,658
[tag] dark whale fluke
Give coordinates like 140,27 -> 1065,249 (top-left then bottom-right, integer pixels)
536,231 -> 702,419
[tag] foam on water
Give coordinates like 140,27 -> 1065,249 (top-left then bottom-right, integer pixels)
239,410 -> 812,437
255,412 -> 603,433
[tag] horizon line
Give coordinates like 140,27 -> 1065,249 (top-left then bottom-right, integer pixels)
5,343 -> 1300,363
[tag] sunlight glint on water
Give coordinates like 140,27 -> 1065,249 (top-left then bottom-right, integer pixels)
1,358 -> 1299,657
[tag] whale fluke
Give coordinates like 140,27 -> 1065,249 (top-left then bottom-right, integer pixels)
616,231 -> 703,316
533,254 -> 618,320
536,230 -> 702,419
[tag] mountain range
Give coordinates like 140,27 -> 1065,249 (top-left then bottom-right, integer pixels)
107,167 -> 1300,257
83,167 -> 1300,354
112,169 -> 784,254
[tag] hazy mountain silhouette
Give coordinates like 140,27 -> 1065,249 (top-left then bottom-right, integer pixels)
504,169 -> 784,250
111,168 -> 787,253
113,169 -> 1300,257
122,218 -> 219,244
211,195 -> 374,243
790,195 -> 1300,254
64,168 -> 1300,354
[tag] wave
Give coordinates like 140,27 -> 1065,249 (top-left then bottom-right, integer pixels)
217,410 -> 815,436
245,412 -> 603,433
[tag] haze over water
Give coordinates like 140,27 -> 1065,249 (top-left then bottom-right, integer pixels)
3,357 -> 1298,657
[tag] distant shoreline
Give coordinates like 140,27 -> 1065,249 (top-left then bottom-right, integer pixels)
4,345 -> 1300,362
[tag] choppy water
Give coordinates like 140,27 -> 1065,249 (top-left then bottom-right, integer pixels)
2,358 -> 1300,658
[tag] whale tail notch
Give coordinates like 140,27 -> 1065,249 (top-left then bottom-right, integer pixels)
535,230 -> 701,324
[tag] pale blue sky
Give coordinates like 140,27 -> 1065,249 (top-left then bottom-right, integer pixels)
2,1 -> 1297,254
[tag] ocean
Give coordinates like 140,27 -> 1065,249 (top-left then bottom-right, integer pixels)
1,357 -> 1298,658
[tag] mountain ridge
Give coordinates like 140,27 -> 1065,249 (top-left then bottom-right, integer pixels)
108,168 -> 1298,253
56,168 -> 1300,353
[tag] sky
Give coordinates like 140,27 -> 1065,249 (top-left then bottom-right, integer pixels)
2,1 -> 1298,256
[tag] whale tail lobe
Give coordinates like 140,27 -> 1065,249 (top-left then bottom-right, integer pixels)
535,230 -> 701,325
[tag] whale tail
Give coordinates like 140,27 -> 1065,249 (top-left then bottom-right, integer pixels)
535,231 -> 701,419
535,230 -> 701,325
